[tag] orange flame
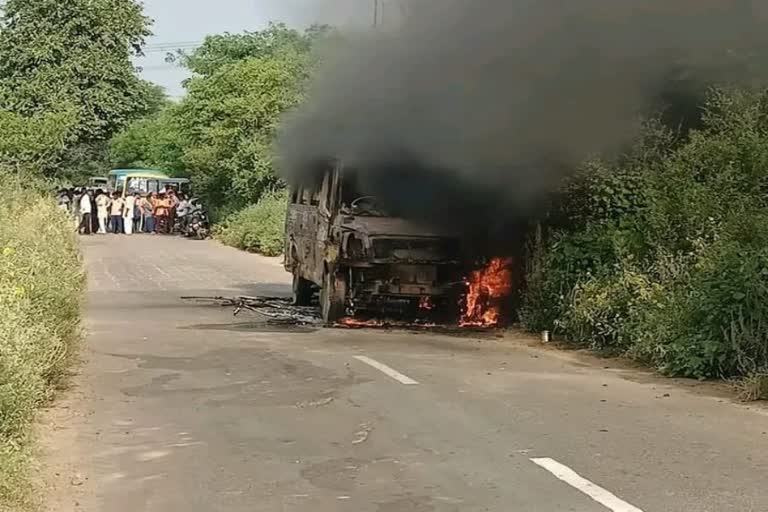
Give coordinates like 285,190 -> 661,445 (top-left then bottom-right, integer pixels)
337,317 -> 386,328
460,257 -> 514,328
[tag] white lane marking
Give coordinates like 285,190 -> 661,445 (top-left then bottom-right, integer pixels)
531,458 -> 644,512
354,356 -> 419,385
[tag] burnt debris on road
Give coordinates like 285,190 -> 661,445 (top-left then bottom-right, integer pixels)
181,294 -> 498,331
182,296 -> 323,326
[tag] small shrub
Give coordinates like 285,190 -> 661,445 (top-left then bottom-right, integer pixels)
215,190 -> 287,256
521,224 -> 624,333
563,268 -> 663,353
734,373 -> 768,402
663,240 -> 768,379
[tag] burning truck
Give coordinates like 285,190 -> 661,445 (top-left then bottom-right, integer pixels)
284,162 -> 516,327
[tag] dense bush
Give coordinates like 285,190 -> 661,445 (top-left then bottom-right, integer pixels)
563,267 -> 663,354
0,176 -> 84,506
214,190 -> 287,257
523,89 -> 768,383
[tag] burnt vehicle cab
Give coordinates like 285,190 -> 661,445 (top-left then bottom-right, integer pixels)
284,164 -> 464,323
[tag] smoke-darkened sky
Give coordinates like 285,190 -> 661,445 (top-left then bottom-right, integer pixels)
277,0 -> 768,243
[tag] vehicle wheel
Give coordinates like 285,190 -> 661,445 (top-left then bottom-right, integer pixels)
292,271 -> 314,306
321,268 -> 347,324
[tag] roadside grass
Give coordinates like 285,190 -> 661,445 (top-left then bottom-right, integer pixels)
214,190 -> 287,257
0,444 -> 35,512
0,182 -> 84,510
734,373 -> 768,402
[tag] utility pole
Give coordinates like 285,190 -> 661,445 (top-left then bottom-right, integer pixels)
373,0 -> 379,27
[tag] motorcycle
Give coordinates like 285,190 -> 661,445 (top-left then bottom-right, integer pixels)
185,200 -> 210,240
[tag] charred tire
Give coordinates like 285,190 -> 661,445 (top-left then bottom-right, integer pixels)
321,268 -> 348,324
292,271 -> 314,306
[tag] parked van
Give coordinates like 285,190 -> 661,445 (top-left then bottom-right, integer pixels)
284,163 -> 464,323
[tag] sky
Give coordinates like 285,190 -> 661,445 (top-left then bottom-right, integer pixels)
137,0 -> 373,99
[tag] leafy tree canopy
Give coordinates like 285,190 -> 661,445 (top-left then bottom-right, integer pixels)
0,0 -> 154,145
172,23 -> 327,77
112,24 -> 327,212
176,49 -> 312,208
110,106 -> 185,176
0,108 -> 76,174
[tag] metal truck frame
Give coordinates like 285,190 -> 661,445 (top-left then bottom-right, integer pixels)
284,164 -> 464,323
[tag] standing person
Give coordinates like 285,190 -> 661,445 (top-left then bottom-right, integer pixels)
95,189 -> 111,234
167,189 -> 179,234
71,188 -> 82,229
90,190 -> 99,233
66,189 -> 77,230
72,188 -> 82,216
110,192 -> 125,234
57,189 -> 71,212
176,193 -> 190,234
132,192 -> 143,234
143,192 -> 157,234
123,191 -> 137,235
134,193 -> 143,233
78,190 -> 93,235
154,192 -> 170,234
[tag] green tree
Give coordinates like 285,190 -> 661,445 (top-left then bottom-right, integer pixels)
0,0 -> 153,150
172,23 -> 325,76
112,25 -> 325,211
109,106 -> 185,175
0,109 -> 76,175
175,49 -> 312,209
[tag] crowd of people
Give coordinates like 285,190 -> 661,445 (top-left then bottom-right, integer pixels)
58,188 -> 192,236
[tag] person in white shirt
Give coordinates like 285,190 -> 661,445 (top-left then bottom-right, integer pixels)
176,194 -> 190,232
110,192 -> 125,234
122,191 -> 137,235
95,190 -> 111,234
79,190 -> 93,235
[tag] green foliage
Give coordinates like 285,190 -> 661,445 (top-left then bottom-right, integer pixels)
111,24 -> 326,224
521,226 -> 617,332
138,81 -> 172,117
215,190 -> 288,257
56,141 -> 113,185
109,107 -> 186,176
0,174 -> 84,507
0,109 -> 76,173
0,0 -> 159,181
175,23 -> 325,76
176,50 -> 311,208
524,89 -> 768,380
0,0 -> 152,142
641,235 -> 768,379
563,267 -> 663,353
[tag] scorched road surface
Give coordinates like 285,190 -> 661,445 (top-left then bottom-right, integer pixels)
44,235 -> 768,512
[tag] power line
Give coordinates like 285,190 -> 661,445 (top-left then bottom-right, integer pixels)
143,46 -> 201,54
137,64 -> 186,72
144,40 -> 203,49
142,41 -> 204,54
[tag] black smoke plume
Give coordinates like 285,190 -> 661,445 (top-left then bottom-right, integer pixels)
277,0 -> 768,246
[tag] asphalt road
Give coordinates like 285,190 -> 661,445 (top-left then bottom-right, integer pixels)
43,235 -> 768,512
